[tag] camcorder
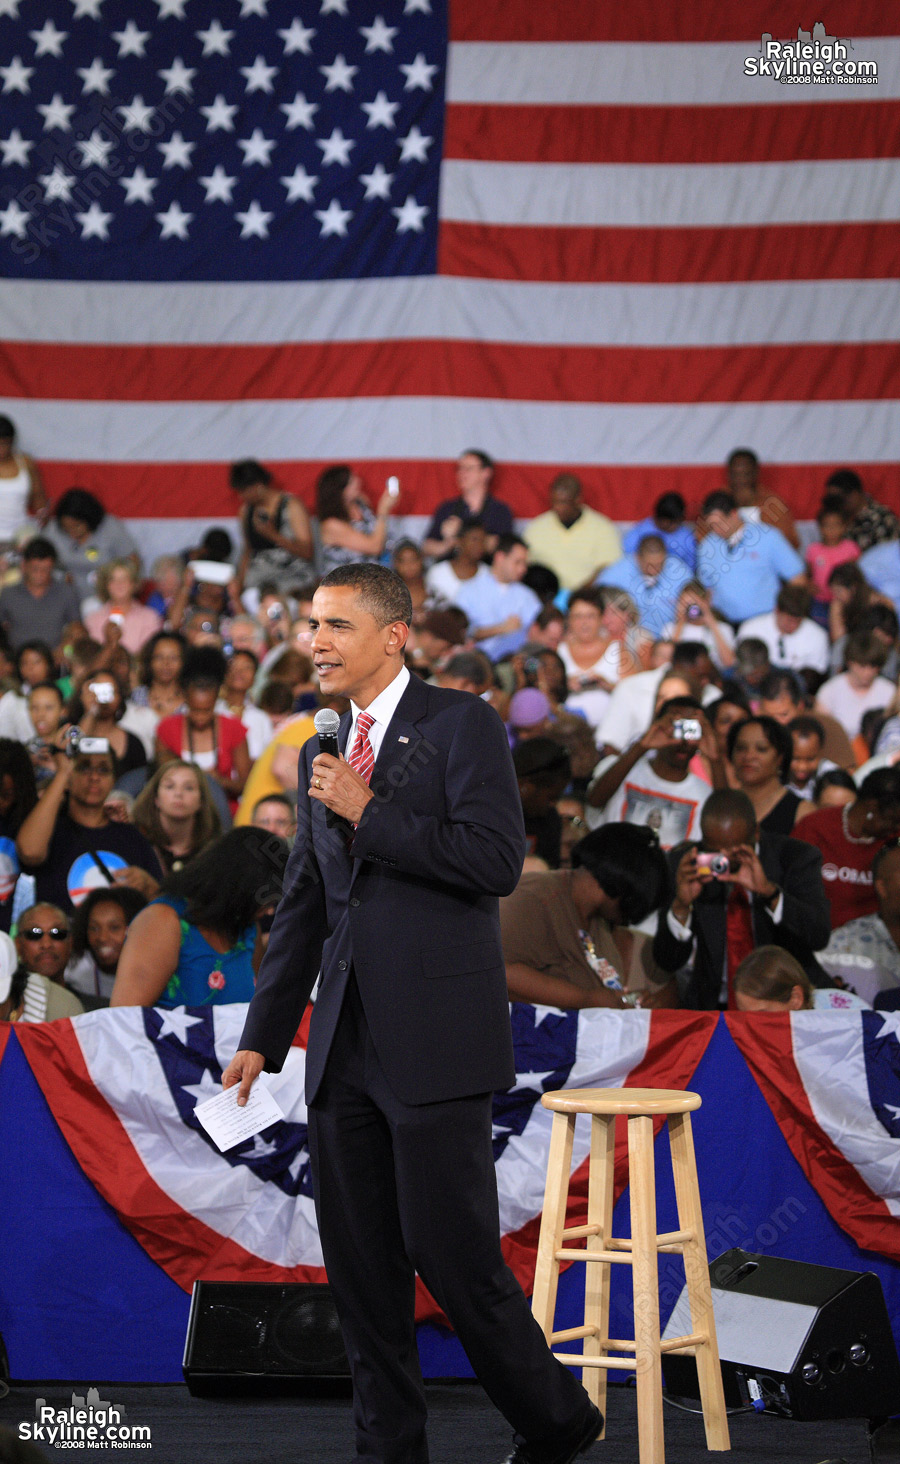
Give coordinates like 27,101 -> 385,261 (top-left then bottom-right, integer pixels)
65,728 -> 110,758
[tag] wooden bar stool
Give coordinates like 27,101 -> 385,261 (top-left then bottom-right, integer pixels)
531,1088 -> 730,1464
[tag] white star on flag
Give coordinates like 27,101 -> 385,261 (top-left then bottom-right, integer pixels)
195,20 -> 233,56
120,167 -> 157,204
362,91 -> 399,129
158,131 -> 194,169
398,125 -> 432,163
30,20 -> 68,57
400,52 -> 438,90
507,1070 -> 555,1094
71,0 -> 103,19
200,95 -> 238,132
281,92 -> 317,130
199,165 -> 237,203
241,55 -> 278,93
404,0 -> 431,11
281,164 -> 317,202
885,1104 -> 900,1122
39,164 -> 76,201
75,128 -> 116,168
240,0 -> 268,15
393,195 -> 428,231
158,57 -> 195,95
75,201 -> 113,240
38,94 -> 76,131
359,162 -> 393,200
154,0 -> 189,19
118,97 -> 155,133
0,56 -> 33,94
180,1068 -> 222,1103
320,54 -> 357,92
320,0 -> 348,13
236,200 -> 273,238
112,20 -> 148,57
317,127 -> 354,166
77,56 -> 115,95
0,199 -> 29,237
157,201 -> 193,238
155,1008 -> 205,1042
279,19 -> 315,54
0,0 -> 22,17
238,129 -> 275,166
314,197 -> 352,236
0,128 -> 33,166
360,15 -> 397,53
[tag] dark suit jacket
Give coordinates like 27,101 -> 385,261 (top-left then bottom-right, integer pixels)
652,831 -> 832,1010
239,674 -> 526,1105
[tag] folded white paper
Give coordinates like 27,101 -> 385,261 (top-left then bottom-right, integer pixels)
194,1081 -> 285,1153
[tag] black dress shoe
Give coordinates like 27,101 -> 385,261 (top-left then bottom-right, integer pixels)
501,1403 -> 603,1464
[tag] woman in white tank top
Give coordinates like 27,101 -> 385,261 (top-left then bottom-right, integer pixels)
0,415 -> 47,547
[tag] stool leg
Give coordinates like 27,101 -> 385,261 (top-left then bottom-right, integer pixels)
628,1113 -> 665,1464
531,1111 -> 576,1343
668,1112 -> 731,1452
583,1113 -> 615,1437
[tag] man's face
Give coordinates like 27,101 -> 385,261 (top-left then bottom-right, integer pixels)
253,800 -> 297,840
775,610 -> 803,636
790,732 -> 823,788
518,772 -> 567,817
759,692 -> 801,727
699,814 -> 755,859
456,453 -> 491,497
706,509 -> 740,540
848,660 -> 881,690
23,555 -> 54,591
458,526 -> 487,562
551,487 -> 581,526
638,547 -> 665,582
494,545 -> 528,584
728,454 -> 758,502
69,755 -> 115,807
16,907 -> 71,981
310,585 -> 406,702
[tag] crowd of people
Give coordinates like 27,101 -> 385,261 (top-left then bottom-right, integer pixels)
1,428 -> 899,1025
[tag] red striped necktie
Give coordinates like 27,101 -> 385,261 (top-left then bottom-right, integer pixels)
347,711 -> 376,786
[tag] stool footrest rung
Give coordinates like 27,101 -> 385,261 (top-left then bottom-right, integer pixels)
560,1223 -> 601,1241
549,1324 -> 598,1344
660,1333 -> 704,1355
555,1248 -> 632,1264
552,1353 -> 637,1371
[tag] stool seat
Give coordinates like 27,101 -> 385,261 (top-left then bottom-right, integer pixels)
531,1084 -> 729,1464
541,1087 -> 702,1116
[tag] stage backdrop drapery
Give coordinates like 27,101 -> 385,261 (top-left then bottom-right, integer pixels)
1,1005 -> 898,1384
0,2 -> 896,522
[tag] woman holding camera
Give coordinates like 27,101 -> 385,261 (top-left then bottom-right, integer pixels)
85,559 -> 161,654
68,669 -> 148,778
726,715 -> 814,833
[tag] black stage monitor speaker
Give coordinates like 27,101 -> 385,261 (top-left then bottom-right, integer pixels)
662,1249 -> 900,1420
183,1281 -> 351,1397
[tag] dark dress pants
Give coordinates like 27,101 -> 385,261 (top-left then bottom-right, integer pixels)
308,976 -> 589,1463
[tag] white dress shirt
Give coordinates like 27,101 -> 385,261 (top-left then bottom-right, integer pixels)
347,664 -> 411,761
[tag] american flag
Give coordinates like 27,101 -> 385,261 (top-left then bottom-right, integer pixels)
0,1 -> 897,524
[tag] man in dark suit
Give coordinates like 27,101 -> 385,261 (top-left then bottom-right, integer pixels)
652,788 -> 832,1009
224,564 -> 600,1464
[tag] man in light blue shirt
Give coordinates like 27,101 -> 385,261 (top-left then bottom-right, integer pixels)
697,491 -> 805,625
859,539 -> 900,618
453,534 -> 541,661
597,534 -> 693,638
622,492 -> 697,571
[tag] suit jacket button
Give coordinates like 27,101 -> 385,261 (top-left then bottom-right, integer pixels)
350,897 -> 360,907
337,960 -> 348,971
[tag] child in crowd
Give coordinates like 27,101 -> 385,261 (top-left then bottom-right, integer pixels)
805,494 -> 860,626
815,631 -> 896,741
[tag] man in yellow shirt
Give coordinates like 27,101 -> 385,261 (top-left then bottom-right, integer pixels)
524,473 -> 621,591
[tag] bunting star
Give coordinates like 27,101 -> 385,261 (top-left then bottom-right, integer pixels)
154,0 -> 189,18
75,128 -> 116,167
70,0 -> 104,18
314,197 -> 352,235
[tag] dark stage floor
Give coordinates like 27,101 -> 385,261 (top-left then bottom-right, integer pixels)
0,1381 -> 878,1464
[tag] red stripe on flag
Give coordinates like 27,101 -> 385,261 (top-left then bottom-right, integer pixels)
482,1011 -> 719,1320
725,1013 -> 900,1262
6,340 -> 898,406
438,221 -> 900,285
38,459 -> 899,522
15,1021 -> 328,1293
450,1 -> 891,42
444,102 -> 900,165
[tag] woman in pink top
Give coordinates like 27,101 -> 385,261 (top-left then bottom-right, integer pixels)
86,559 -> 162,654
805,494 -> 859,626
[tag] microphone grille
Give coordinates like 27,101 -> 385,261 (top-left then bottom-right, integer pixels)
314,708 -> 341,736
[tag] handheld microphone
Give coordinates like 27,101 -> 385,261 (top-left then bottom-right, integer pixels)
313,707 -> 342,829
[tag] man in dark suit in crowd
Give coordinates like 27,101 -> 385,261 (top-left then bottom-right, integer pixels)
224,564 -> 600,1464
652,789 -> 832,1008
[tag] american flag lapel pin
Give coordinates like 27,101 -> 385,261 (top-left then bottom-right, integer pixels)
398,736 -> 409,743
